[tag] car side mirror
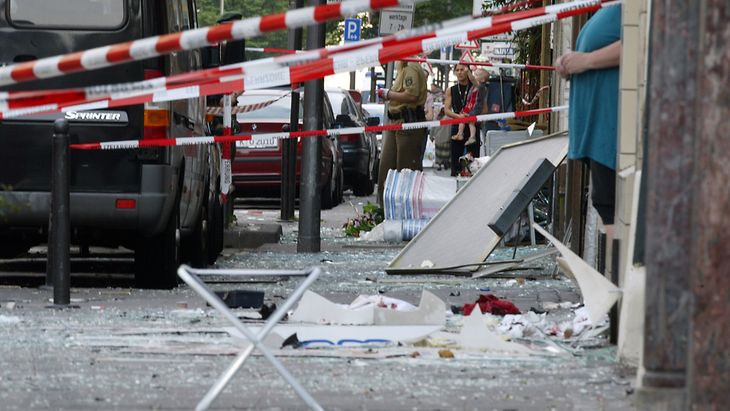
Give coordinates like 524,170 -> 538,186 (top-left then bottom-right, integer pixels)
335,114 -> 354,127
366,116 -> 380,127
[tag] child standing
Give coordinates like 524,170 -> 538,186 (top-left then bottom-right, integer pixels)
451,68 -> 489,146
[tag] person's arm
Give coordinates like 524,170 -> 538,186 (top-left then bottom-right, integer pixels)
443,87 -> 463,119
467,70 -> 478,86
556,40 -> 621,79
469,85 -> 487,116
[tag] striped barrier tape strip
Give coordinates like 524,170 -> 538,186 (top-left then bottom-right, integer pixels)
402,57 -> 557,71
482,0 -> 544,16
0,11 -> 474,108
0,0 -> 603,110
206,88 -> 297,115
1,0 -> 619,118
0,0 -> 421,88
70,106 -> 568,150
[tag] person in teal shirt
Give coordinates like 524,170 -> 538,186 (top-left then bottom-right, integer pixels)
557,5 -> 622,229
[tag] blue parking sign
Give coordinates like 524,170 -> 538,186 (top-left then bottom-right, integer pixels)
344,18 -> 361,42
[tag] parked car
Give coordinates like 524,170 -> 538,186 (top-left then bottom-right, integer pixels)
232,89 -> 343,209
362,102 -> 386,152
0,0 -> 224,289
326,88 -> 380,196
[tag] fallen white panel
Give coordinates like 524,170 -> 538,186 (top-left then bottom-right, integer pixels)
289,290 -> 374,325
387,132 -> 568,273
456,305 -> 533,354
289,290 -> 446,326
373,290 -> 446,326
533,224 -> 621,326
226,325 -> 442,346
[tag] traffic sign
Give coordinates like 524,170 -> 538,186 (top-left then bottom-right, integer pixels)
379,5 -> 413,35
455,40 -> 480,50
344,18 -> 361,42
458,50 -> 476,65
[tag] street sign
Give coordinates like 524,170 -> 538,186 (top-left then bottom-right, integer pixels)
456,40 -> 480,50
379,4 -> 414,35
458,50 -> 476,68
344,18 -> 361,42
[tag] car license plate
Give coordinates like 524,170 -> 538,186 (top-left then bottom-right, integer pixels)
236,135 -> 280,149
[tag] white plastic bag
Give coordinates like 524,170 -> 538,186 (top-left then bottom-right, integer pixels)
422,137 -> 436,168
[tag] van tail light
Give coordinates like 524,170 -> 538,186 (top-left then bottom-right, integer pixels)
115,199 -> 137,209
142,69 -> 170,140
143,105 -> 170,140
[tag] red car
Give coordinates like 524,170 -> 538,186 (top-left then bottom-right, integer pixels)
232,89 -> 344,209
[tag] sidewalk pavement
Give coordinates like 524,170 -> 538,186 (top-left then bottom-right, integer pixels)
0,192 -> 637,410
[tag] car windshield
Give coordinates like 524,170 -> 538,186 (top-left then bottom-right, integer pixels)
236,94 -> 303,121
8,0 -> 125,29
327,92 -> 352,117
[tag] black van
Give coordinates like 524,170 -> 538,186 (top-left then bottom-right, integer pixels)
0,0 -> 225,288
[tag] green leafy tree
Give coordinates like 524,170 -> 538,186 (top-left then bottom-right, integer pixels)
197,0 -> 290,49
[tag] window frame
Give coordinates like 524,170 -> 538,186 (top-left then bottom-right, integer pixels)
6,0 -> 129,31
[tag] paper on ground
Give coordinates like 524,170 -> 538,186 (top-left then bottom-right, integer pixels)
533,224 -> 620,326
289,290 -> 446,326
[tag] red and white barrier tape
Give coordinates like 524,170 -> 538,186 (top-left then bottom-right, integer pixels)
483,0 -> 543,16
0,10 -> 473,109
0,0 -> 420,88
246,47 -> 302,54
403,57 -> 556,71
0,0 -> 591,109
70,106 -> 567,151
220,94 -> 233,196
206,89 -> 296,115
1,0 -> 619,119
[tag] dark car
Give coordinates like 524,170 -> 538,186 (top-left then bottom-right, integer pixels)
0,0 -> 224,288
326,88 -> 380,196
232,89 -> 343,209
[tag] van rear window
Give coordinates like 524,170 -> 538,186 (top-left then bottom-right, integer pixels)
8,0 -> 125,30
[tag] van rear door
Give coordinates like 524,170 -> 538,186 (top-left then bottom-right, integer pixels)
0,0 -> 145,193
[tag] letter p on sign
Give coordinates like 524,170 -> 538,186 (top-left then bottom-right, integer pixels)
344,18 -> 361,43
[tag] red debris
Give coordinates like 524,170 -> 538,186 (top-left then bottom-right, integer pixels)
463,294 -> 521,316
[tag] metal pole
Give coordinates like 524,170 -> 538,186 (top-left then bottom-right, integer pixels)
281,0 -> 304,221
384,62 -> 394,114
50,119 -> 71,306
219,0 -> 224,14
369,67 -> 376,102
297,0 -> 325,253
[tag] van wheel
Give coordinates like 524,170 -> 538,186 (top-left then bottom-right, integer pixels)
184,203 -> 209,268
134,205 -> 180,289
206,192 -> 224,265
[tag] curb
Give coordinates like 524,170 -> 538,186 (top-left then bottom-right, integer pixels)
224,224 -> 283,249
